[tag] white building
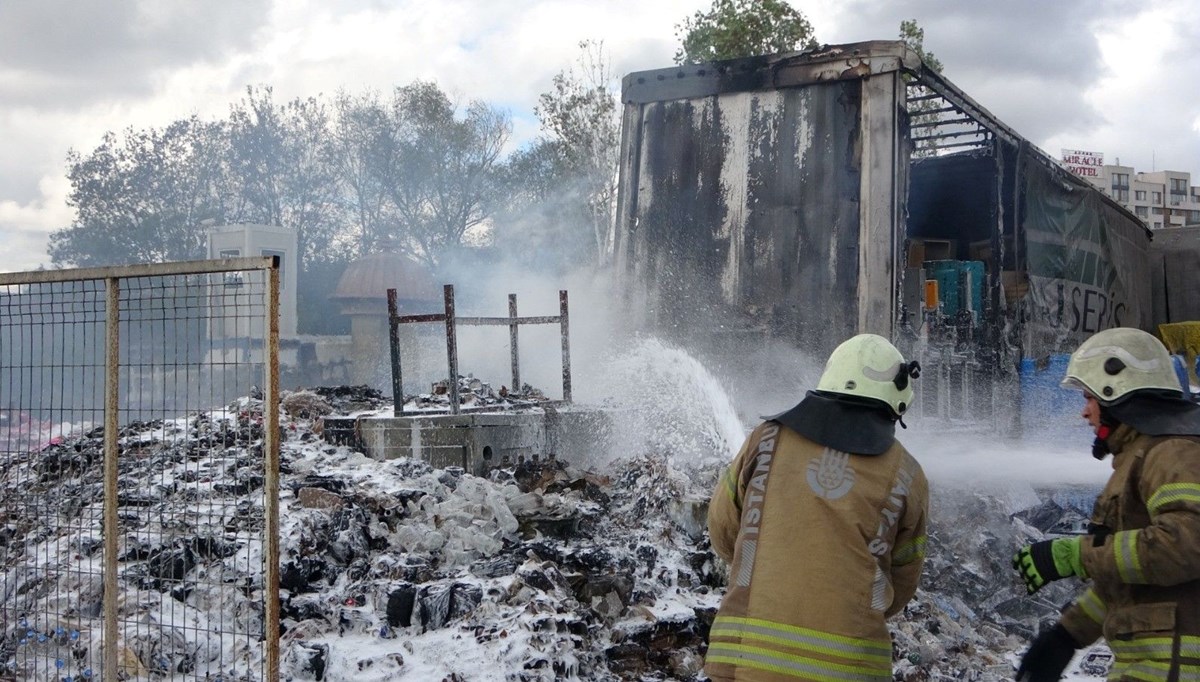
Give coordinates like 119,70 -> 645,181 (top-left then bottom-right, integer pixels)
1076,163 -> 1200,230
206,223 -> 298,337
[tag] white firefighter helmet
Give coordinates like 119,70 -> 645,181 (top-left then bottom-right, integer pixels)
817,333 -> 917,417
1061,327 -> 1182,404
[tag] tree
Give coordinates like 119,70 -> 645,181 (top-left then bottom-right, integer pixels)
675,0 -> 817,65
533,40 -> 619,266
899,19 -> 945,158
900,19 -> 942,73
49,116 -> 232,266
331,90 -> 395,256
370,81 -> 511,268
227,86 -> 351,266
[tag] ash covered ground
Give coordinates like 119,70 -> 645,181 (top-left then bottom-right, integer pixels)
1,341 -> 1116,681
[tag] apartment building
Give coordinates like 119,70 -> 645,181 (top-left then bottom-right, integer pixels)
1081,163 -> 1200,229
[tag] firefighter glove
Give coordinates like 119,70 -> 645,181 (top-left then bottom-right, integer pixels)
1015,623 -> 1080,682
1013,538 -> 1087,594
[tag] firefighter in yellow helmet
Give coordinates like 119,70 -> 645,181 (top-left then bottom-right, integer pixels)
705,333 -> 929,681
1013,327 -> 1200,682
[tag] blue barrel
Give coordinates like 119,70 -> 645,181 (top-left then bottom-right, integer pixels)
1019,354 -> 1091,442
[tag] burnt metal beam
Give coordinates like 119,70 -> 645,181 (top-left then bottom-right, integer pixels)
388,289 -> 404,417
444,284 -> 460,415
923,138 -> 994,152
911,129 -> 990,143
907,104 -> 961,117
386,285 -> 575,407
560,290 -> 571,403
905,91 -> 943,102
509,294 -> 520,392
910,116 -> 976,129
396,313 -> 446,323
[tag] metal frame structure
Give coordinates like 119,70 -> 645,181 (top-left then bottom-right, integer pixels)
387,284 -> 571,416
0,257 -> 280,680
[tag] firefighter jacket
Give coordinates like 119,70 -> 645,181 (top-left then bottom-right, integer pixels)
704,420 -> 929,682
1059,425 -> 1200,682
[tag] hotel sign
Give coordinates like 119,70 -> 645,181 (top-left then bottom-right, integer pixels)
1061,149 -> 1104,177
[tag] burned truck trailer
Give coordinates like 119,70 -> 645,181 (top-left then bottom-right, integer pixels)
613,40 -> 1153,428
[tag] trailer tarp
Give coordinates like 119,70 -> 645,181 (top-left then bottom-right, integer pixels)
1021,159 -> 1152,356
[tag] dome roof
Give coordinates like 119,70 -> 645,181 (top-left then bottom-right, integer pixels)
330,252 -> 442,303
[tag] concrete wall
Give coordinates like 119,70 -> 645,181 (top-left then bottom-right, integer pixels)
352,407 -> 612,475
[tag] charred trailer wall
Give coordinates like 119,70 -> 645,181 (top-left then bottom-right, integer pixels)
614,43 -> 916,359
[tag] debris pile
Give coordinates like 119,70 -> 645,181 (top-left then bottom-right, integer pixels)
309,385 -> 388,414
891,488 -> 1112,681
0,388 -> 1114,680
404,376 -> 550,412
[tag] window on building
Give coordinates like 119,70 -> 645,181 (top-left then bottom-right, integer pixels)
261,249 -> 286,289
1152,207 -> 1164,215
1152,191 -> 1162,203
1191,210 -> 1200,223
1135,206 -> 1149,218
1170,178 -> 1187,193
1114,189 -> 1129,202
219,249 -> 243,288
1135,190 -> 1146,201
1112,173 -> 1129,189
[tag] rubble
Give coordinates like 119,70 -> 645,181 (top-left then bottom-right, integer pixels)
406,376 -> 550,412
0,386 -> 1116,680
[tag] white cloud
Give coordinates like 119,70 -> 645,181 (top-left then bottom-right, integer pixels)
0,174 -> 73,272
1058,3 -> 1200,173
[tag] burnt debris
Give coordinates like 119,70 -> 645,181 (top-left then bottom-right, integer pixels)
0,387 -> 1113,680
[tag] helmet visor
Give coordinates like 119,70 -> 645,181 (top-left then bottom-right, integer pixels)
1060,375 -> 1092,395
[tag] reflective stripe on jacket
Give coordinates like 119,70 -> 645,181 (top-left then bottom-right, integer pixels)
1060,427 -> 1200,681
704,421 -> 928,682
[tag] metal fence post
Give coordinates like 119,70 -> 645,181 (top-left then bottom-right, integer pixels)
263,261 -> 281,680
103,276 -> 120,682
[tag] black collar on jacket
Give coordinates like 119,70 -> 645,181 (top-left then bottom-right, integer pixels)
1108,394 -> 1200,438
766,391 -> 896,456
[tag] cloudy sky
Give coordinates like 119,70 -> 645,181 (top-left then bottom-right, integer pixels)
1,0 -> 1197,273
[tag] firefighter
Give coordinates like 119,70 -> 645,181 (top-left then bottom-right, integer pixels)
1013,327 -> 1200,682
704,333 -> 929,681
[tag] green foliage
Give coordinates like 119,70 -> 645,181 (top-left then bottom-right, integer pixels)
900,19 -> 942,73
331,90 -> 394,257
675,0 -> 817,64
228,86 -> 351,267
899,19 -> 944,158
50,79 -> 510,278
366,81 -> 512,268
494,40 -> 619,271
49,117 -> 232,267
